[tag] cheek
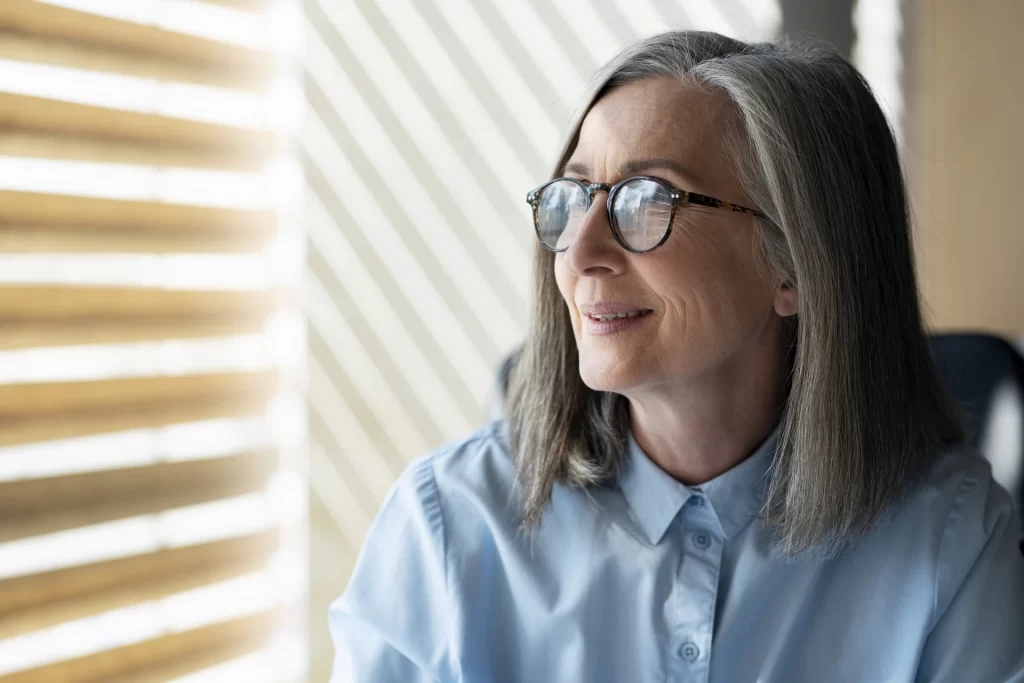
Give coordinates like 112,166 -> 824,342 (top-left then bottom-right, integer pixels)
653,228 -> 771,332
553,256 -> 578,326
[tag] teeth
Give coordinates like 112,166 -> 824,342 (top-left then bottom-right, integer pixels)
590,311 -> 648,321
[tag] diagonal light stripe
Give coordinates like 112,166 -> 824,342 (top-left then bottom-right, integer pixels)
609,0 -> 688,36
309,443 -> 373,551
382,0 -> 549,178
587,0 -> 641,47
306,273 -> 434,462
302,21 -> 528,323
700,0 -> 765,40
301,163 -> 494,432
308,0 -> 534,267
734,0 -> 783,40
463,1 -> 576,122
307,356 -> 398,506
307,194 -> 475,436
306,248 -> 458,445
502,0 -> 597,89
301,112 -> 499,391
550,0 -> 632,64
428,0 -> 564,147
304,9 -> 534,274
301,104 -> 514,372
300,51 -> 527,337
303,191 -> 491,437
678,0 -> 735,34
631,0 -> 695,31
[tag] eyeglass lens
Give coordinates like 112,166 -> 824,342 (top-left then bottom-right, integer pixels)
535,178 -> 674,252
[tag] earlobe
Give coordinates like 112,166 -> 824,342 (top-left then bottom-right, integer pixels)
774,283 -> 799,317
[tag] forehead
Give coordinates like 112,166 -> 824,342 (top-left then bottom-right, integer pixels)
570,77 -> 735,185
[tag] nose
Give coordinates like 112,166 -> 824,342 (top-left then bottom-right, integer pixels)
561,187 -> 626,277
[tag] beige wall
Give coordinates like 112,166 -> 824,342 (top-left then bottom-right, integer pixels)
906,0 -> 1024,333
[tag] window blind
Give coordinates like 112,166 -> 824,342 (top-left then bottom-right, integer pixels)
0,1 -> 305,681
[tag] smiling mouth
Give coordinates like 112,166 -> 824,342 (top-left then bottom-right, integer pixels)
586,310 -> 653,322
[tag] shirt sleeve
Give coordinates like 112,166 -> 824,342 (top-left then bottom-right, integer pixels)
328,453 -> 452,683
916,460 -> 1024,682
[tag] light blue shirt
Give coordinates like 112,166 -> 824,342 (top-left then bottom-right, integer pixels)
329,419 -> 1024,682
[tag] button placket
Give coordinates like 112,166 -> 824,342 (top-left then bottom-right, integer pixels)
672,492 -> 720,679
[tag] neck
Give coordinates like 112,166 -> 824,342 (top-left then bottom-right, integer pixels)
627,331 -> 787,486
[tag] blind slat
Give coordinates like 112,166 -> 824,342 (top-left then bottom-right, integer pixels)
2,610 -> 280,683
197,0 -> 272,12
0,131 -> 272,171
0,190 -> 276,233
0,223 -> 270,253
0,450 -> 278,542
0,0 -> 273,84
0,531 -> 277,639
0,370 -> 280,446
0,317 -> 270,349
0,286 -> 281,350
0,93 -> 277,170
0,285 -> 281,318
0,33 -> 265,91
0,531 -> 278,616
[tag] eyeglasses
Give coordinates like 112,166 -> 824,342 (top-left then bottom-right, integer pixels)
525,175 -> 764,253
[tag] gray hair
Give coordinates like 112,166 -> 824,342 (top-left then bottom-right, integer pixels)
504,31 -> 964,558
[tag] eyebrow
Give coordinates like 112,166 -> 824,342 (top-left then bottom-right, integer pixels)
563,158 -> 703,186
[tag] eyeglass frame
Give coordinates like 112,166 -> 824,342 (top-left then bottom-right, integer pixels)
525,175 -> 765,254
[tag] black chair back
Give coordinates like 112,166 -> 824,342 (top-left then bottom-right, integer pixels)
929,333 -> 1024,540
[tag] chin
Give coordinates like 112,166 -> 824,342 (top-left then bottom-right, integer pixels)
578,356 -> 642,394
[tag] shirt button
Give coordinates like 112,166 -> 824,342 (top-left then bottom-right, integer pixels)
680,641 -> 700,662
693,531 -> 711,550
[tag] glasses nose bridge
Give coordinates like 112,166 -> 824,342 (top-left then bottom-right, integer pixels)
568,181 -> 618,259
583,181 -> 613,206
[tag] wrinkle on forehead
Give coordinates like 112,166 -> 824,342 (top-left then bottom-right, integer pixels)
569,77 -> 741,196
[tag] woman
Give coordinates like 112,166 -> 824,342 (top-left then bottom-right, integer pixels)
330,31 -> 1024,682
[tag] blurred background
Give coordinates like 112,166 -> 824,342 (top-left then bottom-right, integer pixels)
0,0 -> 1019,681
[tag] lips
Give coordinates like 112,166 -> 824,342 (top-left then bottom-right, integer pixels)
579,302 -> 654,318
586,310 -> 652,322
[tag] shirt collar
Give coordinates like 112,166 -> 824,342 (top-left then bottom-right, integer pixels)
618,421 -> 781,545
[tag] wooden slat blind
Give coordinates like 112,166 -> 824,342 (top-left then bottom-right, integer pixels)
0,449 -> 278,541
2,611 -> 282,683
0,93 -> 279,170
0,1 -> 301,680
0,287 -> 284,348
0,0 -> 273,89
0,531 -> 278,639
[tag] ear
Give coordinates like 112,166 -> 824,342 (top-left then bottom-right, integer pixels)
773,281 -> 799,317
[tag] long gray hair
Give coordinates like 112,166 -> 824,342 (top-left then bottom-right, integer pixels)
504,31 -> 964,558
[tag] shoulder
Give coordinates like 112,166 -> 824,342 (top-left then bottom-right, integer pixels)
339,419 -> 515,604
395,418 -> 519,540
329,426 -> 513,682
892,442 -> 1012,537
422,418 -> 517,499
909,443 -> 1017,551
892,442 -> 1020,623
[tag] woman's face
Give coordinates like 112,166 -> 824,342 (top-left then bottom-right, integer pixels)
555,77 -> 794,396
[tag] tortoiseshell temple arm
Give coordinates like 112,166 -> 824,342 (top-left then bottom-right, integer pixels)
676,189 -> 763,217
